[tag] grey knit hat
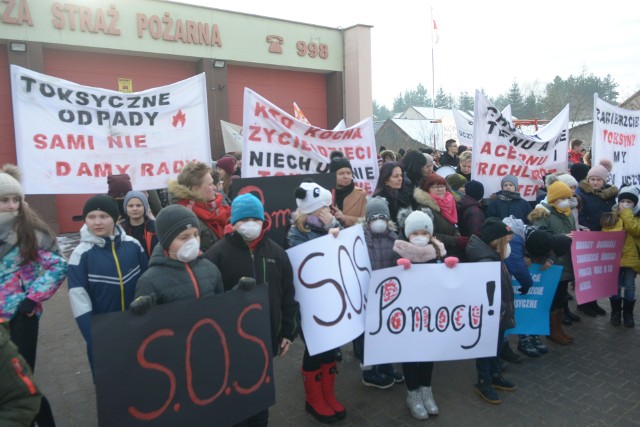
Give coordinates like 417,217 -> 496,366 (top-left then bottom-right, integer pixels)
155,205 -> 199,249
0,164 -> 23,199
365,197 -> 390,222
123,191 -> 150,217
501,174 -> 518,190
404,211 -> 434,237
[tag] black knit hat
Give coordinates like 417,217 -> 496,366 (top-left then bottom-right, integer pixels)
329,151 -> 352,173
83,195 -> 119,224
570,163 -> 590,183
465,180 -> 484,201
525,229 -> 554,258
481,217 -> 513,244
155,205 -> 199,249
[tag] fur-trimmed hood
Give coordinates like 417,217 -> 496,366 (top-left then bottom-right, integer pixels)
527,203 -> 553,223
413,187 -> 440,212
168,179 -> 208,203
393,237 -> 446,263
578,180 -> 618,200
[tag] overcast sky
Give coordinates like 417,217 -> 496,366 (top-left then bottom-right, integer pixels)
168,0 -> 640,109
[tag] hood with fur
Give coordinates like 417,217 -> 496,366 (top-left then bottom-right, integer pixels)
413,187 -> 440,212
168,179 -> 209,203
578,179 -> 618,200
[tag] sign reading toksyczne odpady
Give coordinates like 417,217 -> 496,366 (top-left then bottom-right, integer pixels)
472,91 -> 569,201
10,65 -> 211,194
364,262 -> 502,365
241,88 -> 379,195
592,94 -> 640,188
286,224 -> 372,356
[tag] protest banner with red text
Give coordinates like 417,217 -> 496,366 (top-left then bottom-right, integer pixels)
592,95 -> 640,188
241,88 -> 378,195
364,262 -> 501,365
10,65 -> 211,194
571,231 -> 624,305
471,91 -> 569,200
92,287 -> 274,427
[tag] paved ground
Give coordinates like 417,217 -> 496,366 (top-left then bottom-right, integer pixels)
33,235 -> 640,426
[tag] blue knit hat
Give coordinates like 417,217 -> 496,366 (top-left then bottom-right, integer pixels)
231,194 -> 264,224
123,191 -> 150,217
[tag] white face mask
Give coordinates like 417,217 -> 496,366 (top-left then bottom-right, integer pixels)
504,243 -> 512,259
237,221 -> 262,241
619,201 -> 635,210
410,236 -> 430,247
556,199 -> 570,209
175,238 -> 200,263
369,219 -> 387,234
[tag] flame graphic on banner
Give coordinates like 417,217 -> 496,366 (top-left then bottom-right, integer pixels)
172,109 -> 186,128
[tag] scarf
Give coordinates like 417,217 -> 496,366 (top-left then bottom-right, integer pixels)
552,202 -> 572,216
431,192 -> 458,224
177,196 -> 230,239
333,182 -> 355,211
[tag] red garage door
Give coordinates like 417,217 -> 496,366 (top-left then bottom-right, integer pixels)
227,65 -> 327,129
42,49 -> 196,233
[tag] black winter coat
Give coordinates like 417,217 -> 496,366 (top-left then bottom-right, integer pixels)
364,224 -> 400,270
576,180 -> 618,231
204,229 -> 300,356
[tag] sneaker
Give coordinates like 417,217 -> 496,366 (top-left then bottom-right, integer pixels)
474,380 -> 501,404
492,375 -> 517,391
592,301 -> 607,316
377,364 -> 405,383
419,386 -> 439,415
517,336 -> 540,357
406,389 -> 429,419
530,336 -> 548,354
362,369 -> 394,389
500,343 -> 522,364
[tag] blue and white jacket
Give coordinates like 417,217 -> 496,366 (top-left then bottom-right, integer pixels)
68,224 -> 148,350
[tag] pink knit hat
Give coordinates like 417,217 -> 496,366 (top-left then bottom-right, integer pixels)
587,159 -> 612,181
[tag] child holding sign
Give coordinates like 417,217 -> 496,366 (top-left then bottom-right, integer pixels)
600,186 -> 640,327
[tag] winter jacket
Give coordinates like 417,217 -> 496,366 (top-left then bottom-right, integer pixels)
528,203 -> 576,281
576,180 -> 618,231
286,214 -> 341,249
121,218 -> 158,258
568,149 -> 583,165
487,190 -> 532,223
503,235 -> 533,289
373,184 -> 413,230
205,221 -> 299,356
413,187 -> 463,258
68,224 -> 148,348
135,245 -> 223,305
333,185 -> 366,227
363,223 -> 400,270
0,322 -> 41,427
1,225 -> 67,321
601,208 -> 640,272
466,235 -> 515,331
440,152 -> 459,168
168,180 -> 231,252
457,194 -> 485,237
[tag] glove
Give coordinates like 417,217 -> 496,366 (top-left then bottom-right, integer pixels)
518,284 -> 531,295
397,258 -> 411,270
455,236 -> 470,250
444,256 -> 459,269
130,293 -> 156,315
232,277 -> 256,292
18,298 -> 37,315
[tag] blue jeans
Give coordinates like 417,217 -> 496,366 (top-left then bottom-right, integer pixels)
612,267 -> 636,301
476,329 -> 505,382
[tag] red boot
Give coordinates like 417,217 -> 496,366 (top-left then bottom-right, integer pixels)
321,362 -> 347,420
302,368 -> 337,423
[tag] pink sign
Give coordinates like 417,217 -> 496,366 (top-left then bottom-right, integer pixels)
571,231 -> 625,304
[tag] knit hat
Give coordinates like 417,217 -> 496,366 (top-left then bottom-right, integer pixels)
421,173 -> 447,193
587,159 -> 613,181
365,197 -> 390,222
216,156 -> 237,176
501,174 -> 518,190
545,175 -> 573,203
481,217 -> 513,244
570,163 -> 589,183
556,173 -> 578,189
107,174 -> 132,198
618,185 -> 639,206
551,235 -> 572,257
525,229 -> 554,258
231,193 -> 264,224
123,191 -> 150,217
446,173 -> 468,191
295,182 -> 332,214
83,195 -> 119,224
329,151 -> 352,173
0,164 -> 23,198
404,210 -> 434,237
465,180 -> 484,201
155,205 -> 199,249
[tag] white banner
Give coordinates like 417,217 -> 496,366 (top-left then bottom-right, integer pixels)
242,88 -> 378,194
472,91 -> 569,201
453,105 -> 513,152
286,225 -> 372,356
10,65 -> 211,195
364,262 -> 501,365
592,94 -> 640,188
221,119 -> 243,154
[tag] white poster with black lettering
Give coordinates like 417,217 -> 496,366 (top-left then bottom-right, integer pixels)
286,225 -> 372,356
364,262 -> 501,365
10,65 -> 211,194
453,105 -> 513,152
472,91 -> 569,201
592,94 -> 640,188
241,88 -> 379,194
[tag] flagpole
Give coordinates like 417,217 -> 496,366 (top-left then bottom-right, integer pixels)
430,6 -> 436,149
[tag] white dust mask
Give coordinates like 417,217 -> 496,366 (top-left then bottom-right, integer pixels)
237,221 -> 262,241
370,219 -> 387,234
175,238 -> 200,262
556,199 -> 570,209
410,236 -> 430,247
